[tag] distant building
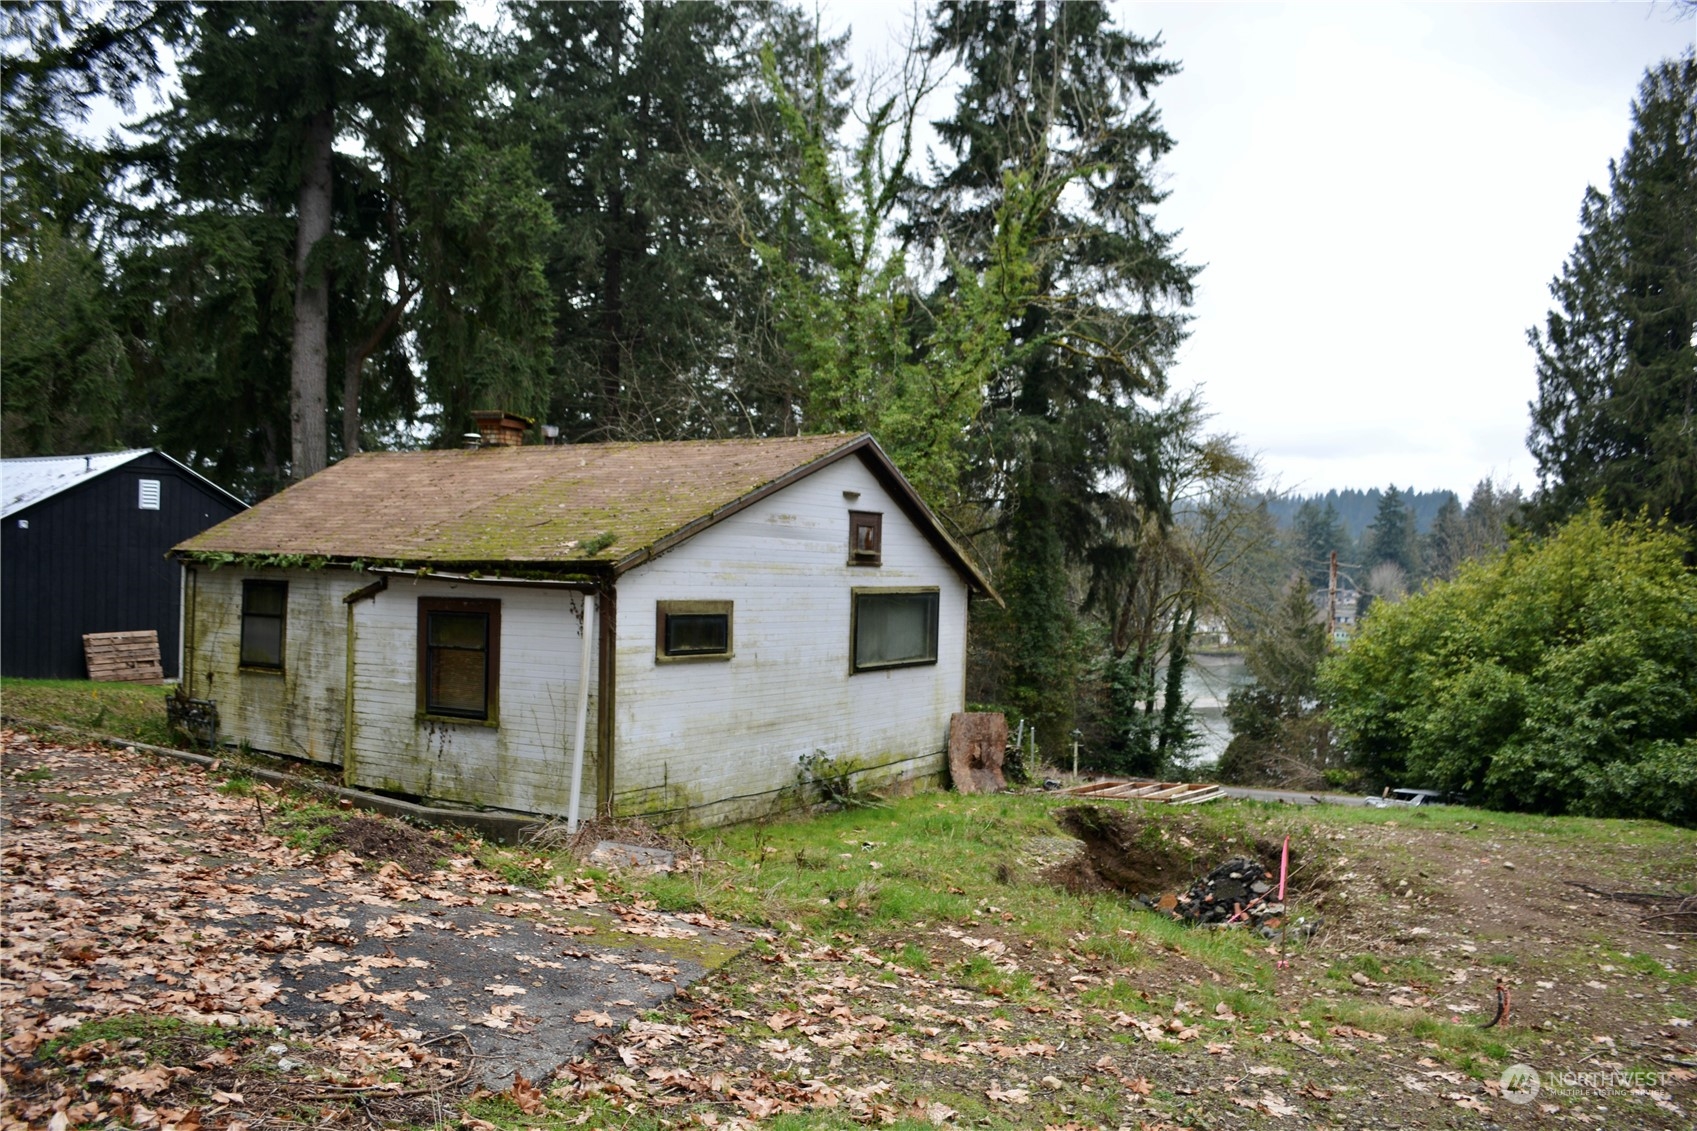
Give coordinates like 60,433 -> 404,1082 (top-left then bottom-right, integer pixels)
2,450 -> 246,679
1311,586 -> 1360,640
1193,616 -> 1232,648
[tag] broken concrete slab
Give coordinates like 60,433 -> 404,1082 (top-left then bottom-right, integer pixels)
260,890 -> 729,1087
587,841 -> 677,874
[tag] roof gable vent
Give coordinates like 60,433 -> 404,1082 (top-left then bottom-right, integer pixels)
469,411 -> 532,448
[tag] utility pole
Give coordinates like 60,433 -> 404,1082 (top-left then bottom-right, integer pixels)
1327,550 -> 1338,639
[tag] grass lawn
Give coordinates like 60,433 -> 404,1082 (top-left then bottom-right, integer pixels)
1,678 -> 175,746
463,787 -> 1697,1128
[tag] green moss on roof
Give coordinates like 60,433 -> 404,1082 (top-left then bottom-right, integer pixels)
173,435 -> 864,567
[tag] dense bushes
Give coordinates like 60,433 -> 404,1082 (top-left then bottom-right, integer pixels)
1320,508 -> 1697,825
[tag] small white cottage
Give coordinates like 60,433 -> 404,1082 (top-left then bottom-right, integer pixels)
173,430 -> 996,826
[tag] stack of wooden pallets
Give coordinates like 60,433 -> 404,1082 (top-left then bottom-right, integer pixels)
1061,778 -> 1225,805
82,630 -> 163,684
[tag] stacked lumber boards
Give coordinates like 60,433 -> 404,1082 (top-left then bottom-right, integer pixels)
1062,778 -> 1225,805
82,630 -> 163,683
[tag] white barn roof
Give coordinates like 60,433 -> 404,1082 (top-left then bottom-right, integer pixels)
1,449 -> 244,518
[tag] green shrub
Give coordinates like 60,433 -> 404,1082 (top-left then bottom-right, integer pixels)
1320,507 -> 1697,824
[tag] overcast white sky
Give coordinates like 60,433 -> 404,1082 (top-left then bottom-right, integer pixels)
828,1 -> 1695,496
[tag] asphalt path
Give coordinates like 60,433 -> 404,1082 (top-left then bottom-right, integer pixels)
1218,786 -> 1371,807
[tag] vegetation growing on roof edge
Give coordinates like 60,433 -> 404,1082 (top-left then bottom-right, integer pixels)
178,551 -> 608,583
180,551 -> 334,571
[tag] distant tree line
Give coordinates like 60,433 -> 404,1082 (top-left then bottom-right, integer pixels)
1262,487 -> 1454,543
1270,480 -> 1524,597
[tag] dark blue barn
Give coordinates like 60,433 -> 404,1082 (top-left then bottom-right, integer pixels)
2,450 -> 246,679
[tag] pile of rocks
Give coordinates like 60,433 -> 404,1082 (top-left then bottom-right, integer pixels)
1116,846 -> 1323,941
1173,855 -> 1278,924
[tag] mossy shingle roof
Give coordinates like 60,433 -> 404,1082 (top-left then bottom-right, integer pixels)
174,434 -> 994,595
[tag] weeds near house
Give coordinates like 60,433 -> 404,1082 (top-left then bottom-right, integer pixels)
795,749 -> 885,810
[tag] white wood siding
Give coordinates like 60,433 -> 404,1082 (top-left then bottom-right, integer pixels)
183,566 -> 349,764
347,578 -> 596,815
613,457 -> 966,824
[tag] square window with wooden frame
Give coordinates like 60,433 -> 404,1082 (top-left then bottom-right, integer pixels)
239,580 -> 287,670
851,588 -> 939,672
656,600 -> 733,662
418,598 -> 501,723
848,510 -> 883,565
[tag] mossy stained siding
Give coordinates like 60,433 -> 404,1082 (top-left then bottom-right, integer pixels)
183,566 -> 347,764
612,457 -> 965,825
346,577 -> 596,815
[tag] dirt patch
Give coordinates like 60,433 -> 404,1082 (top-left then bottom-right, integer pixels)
319,813 -> 455,873
1049,804 -> 1201,894
1049,803 -> 1303,897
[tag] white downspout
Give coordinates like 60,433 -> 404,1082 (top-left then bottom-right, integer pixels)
177,563 -> 188,688
568,591 -> 597,834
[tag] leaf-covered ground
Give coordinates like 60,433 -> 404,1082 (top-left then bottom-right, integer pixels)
0,730 -> 743,1130
3,728 -> 1695,1130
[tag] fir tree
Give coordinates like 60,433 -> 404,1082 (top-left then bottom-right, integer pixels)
512,1 -> 825,441
1291,500 -> 1346,587
1424,493 -> 1466,581
923,0 -> 1196,758
1,1 -> 178,455
1364,485 -> 1418,576
1528,54 -> 1697,534
128,2 -> 554,491
1462,477 -> 1523,559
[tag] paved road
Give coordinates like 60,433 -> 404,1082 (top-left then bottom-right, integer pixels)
1218,786 -> 1371,807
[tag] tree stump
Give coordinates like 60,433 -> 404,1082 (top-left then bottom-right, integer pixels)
948,712 -> 1007,794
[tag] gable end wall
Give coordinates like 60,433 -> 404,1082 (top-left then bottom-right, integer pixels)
612,456 -> 966,825
4,453 -> 244,678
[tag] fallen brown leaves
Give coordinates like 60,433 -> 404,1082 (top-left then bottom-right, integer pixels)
0,731 -> 561,1127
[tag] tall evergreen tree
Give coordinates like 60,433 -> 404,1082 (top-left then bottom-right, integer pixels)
1,1 -> 178,455
1424,493 -> 1466,581
1461,477 -> 1522,559
512,1 -> 822,442
923,1 -> 1196,757
1217,574 -> 1335,787
130,1 -> 554,493
1,226 -> 130,453
1528,54 -> 1697,534
1291,499 -> 1345,587
1363,485 -> 1418,576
